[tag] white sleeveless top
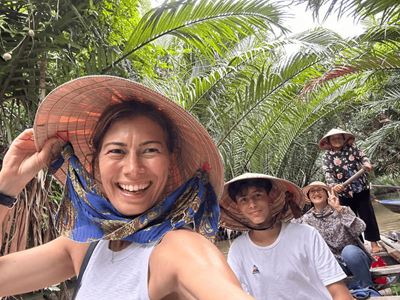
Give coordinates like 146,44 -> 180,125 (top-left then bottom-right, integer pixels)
75,240 -> 156,299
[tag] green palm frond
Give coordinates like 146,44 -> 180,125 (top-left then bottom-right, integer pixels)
161,27 -> 346,119
215,51 -> 328,146
360,23 -> 400,44
301,43 -> 400,93
102,0 -> 287,72
292,0 -> 400,22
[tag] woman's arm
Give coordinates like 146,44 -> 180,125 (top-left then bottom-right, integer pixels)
0,236 -> 88,297
0,129 -> 84,297
322,153 -> 337,186
353,143 -> 372,172
148,229 -> 254,300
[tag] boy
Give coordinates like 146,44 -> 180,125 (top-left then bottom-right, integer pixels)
220,173 -> 353,300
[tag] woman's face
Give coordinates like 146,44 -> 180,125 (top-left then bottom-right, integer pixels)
329,134 -> 345,150
98,116 -> 171,216
308,187 -> 328,207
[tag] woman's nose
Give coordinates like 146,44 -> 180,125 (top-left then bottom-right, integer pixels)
124,153 -> 145,175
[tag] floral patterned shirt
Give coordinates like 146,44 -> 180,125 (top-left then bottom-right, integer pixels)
322,143 -> 370,198
295,206 -> 368,259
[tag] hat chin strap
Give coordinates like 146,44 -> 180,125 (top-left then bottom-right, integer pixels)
247,214 -> 279,231
221,206 -> 280,231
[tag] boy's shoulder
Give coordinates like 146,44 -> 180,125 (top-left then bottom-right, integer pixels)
230,232 -> 248,246
285,221 -> 316,233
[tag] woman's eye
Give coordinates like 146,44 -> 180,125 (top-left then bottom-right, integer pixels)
144,147 -> 161,154
107,148 -> 125,154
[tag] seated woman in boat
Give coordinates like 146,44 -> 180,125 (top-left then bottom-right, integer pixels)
0,75 -> 252,299
295,181 -> 374,290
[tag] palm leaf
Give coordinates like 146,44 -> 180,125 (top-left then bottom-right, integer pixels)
102,0 -> 287,72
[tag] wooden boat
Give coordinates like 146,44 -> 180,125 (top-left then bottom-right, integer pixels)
377,199 -> 400,214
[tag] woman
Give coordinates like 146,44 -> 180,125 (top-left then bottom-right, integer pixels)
319,128 -> 382,253
0,76 -> 253,299
297,181 -> 374,290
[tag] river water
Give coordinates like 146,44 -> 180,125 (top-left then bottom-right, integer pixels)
374,200 -> 400,233
216,200 -> 400,255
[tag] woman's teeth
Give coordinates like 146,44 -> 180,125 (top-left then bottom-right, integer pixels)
119,183 -> 150,192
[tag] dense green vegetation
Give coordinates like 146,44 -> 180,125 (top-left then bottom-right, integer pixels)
0,1 -> 399,290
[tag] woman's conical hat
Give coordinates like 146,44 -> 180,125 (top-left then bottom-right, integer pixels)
319,128 -> 355,150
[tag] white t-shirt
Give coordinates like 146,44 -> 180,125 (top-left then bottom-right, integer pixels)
227,222 -> 346,300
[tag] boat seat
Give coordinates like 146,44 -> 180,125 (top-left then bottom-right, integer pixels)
370,264 -> 400,277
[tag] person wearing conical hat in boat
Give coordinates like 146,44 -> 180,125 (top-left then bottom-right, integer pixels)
296,181 -> 375,290
319,128 -> 382,254
220,173 -> 353,300
0,76 -> 254,299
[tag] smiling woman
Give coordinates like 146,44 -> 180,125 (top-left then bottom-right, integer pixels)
0,75 -> 253,300
298,181 -> 375,291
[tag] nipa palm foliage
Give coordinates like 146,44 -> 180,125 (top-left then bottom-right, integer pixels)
157,26 -> 363,184
156,0 -> 400,182
286,2 -> 400,178
102,0 -> 288,73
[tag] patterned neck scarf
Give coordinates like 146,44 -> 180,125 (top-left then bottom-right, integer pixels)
312,205 -> 334,219
53,144 -> 220,244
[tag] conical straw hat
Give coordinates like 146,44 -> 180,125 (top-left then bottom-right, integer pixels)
319,128 -> 355,150
220,173 -> 305,231
302,181 -> 331,203
33,75 -> 224,199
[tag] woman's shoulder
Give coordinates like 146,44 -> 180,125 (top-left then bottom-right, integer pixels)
151,229 -> 224,266
155,229 -> 214,253
49,236 -> 90,254
149,230 -> 224,292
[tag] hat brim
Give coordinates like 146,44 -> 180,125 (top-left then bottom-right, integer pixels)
34,75 -> 224,199
319,128 -> 355,150
219,173 -> 305,231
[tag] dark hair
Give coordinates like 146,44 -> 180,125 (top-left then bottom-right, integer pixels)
90,100 -> 177,172
228,178 -> 272,202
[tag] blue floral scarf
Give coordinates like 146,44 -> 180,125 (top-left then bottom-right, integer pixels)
53,144 -> 220,244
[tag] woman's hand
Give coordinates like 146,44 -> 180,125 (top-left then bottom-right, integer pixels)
332,184 -> 344,193
327,192 -> 343,212
0,129 -> 64,197
363,162 -> 373,172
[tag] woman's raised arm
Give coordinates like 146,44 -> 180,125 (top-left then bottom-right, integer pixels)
0,129 -> 83,298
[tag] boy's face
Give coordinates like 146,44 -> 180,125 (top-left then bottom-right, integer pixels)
235,186 -> 272,225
